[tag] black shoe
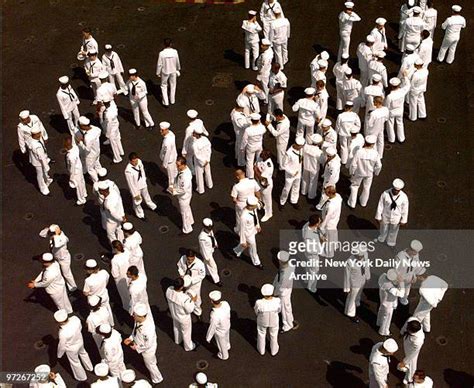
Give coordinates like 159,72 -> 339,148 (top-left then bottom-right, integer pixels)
278,203 -> 285,211
134,125 -> 141,130
350,316 -> 360,324
256,264 -> 264,270
291,203 -> 300,210
191,343 -> 200,351
216,281 -> 223,287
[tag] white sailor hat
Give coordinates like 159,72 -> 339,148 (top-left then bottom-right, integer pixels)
344,68 -> 353,76
349,126 -> 360,134
247,196 -> 259,206
128,68 -> 137,75
203,218 -> 213,227
295,136 -> 306,146
101,96 -> 112,103
248,10 -> 257,16
326,147 -> 337,156
98,71 -> 109,79
133,303 -> 148,316
277,250 -> 290,262
408,0 -> 415,6
31,126 -> 42,134
78,116 -> 90,126
88,295 -> 101,307
97,181 -> 109,191
209,290 -> 222,302
366,35 -> 376,43
304,87 -> 316,95
250,113 -> 261,121
365,135 -> 377,144
261,38 -> 272,46
452,5 -> 462,12
389,77 -> 401,86
42,253 -> 54,262
376,17 -> 387,25
123,222 -> 134,231
104,44 -> 112,50
54,309 -> 68,322
187,109 -> 198,119
261,283 -> 274,296
58,76 -> 69,84
121,370 -> 136,383
310,134 -> 323,144
345,100 -> 354,107
85,259 -> 98,268
196,373 -> 208,385
387,269 -> 398,282
98,168 -> 108,177
183,275 -> 192,288
412,6 -> 422,13
383,338 -> 399,353
317,59 -> 328,68
320,51 -> 330,60
193,126 -> 204,135
392,178 -> 405,190
34,364 -> 51,374
236,100 -> 246,108
344,2 -> 355,8
19,110 -> 30,119
410,240 -> 423,252
372,74 -> 382,82
88,49 -> 98,55
376,51 -> 386,58
415,58 -> 424,66
159,121 -> 171,129
94,363 -> 109,377
246,84 -> 255,93
341,53 -> 350,60
98,323 -> 112,334
322,118 -> 332,127
406,44 -> 416,52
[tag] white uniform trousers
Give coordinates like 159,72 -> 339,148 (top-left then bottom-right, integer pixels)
375,131 -> 385,159
58,256 -> 77,290
108,360 -> 126,378
296,122 -> 315,143
280,173 -> 301,205
161,73 -> 177,106
261,182 -> 273,219
165,163 -> 178,188
92,332 -> 102,351
360,69 -> 368,87
65,106 -> 80,135
66,345 -> 93,381
338,31 -> 351,61
234,202 -> 246,233
50,288 -> 73,313
377,222 -> 400,247
259,76 -> 270,104
269,91 -> 284,114
306,258 -> 319,293
387,113 -> 405,142
115,278 -> 130,309
348,175 -> 373,208
73,174 -> 87,204
85,157 -> 102,183
273,43 -> 288,68
275,138 -> 288,168
339,135 -> 351,164
204,256 -> 220,284
235,133 -> 246,166
195,163 -> 213,194
35,166 -> 52,195
131,97 -> 154,127
141,346 -> 163,384
377,304 -> 395,336
279,288 -> 294,332
437,35 -> 460,64
262,21 -> 271,39
413,297 -> 432,332
257,325 -> 279,356
344,287 -> 363,317
245,41 -> 259,70
178,198 -> 194,234
336,83 -> 344,110
408,92 -> 426,121
109,134 -> 124,163
90,78 -> 101,103
133,187 -> 157,219
233,236 -> 261,266
173,318 -> 195,351
301,170 -> 318,199
214,330 -> 231,360
245,148 -> 262,179
109,73 -> 127,94
106,221 -> 124,244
